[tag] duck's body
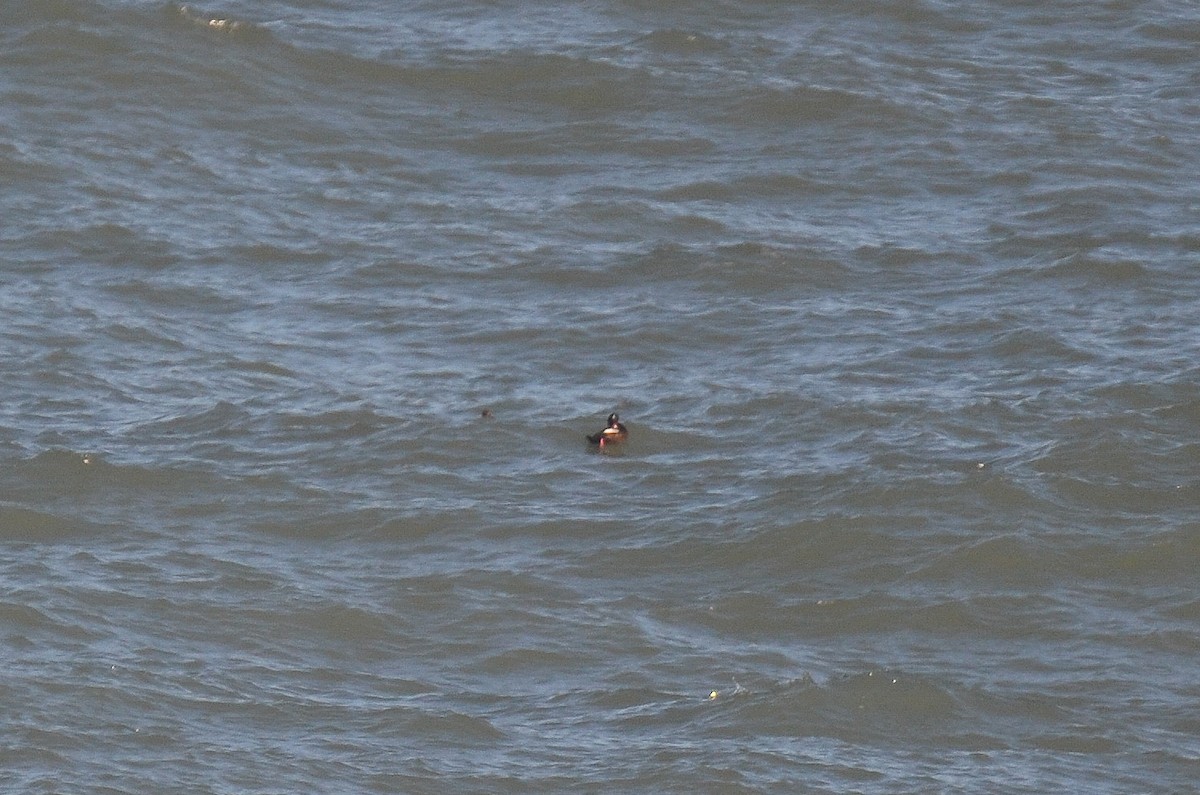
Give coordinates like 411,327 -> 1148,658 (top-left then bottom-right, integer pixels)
587,413 -> 628,447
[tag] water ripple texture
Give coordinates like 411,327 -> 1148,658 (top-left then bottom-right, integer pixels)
2,1 -> 1199,793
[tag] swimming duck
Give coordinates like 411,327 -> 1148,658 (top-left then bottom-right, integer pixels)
587,413 -> 628,447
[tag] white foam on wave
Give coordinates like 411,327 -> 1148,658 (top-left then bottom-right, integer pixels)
176,4 -> 248,33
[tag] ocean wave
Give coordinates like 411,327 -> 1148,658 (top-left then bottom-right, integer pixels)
0,504 -> 111,542
170,4 -> 270,39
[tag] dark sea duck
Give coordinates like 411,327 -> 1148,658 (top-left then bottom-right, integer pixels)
587,413 -> 628,448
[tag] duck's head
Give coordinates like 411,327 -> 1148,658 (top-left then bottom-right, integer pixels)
607,413 -> 620,427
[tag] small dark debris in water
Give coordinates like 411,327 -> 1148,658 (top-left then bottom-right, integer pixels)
481,408 -> 494,419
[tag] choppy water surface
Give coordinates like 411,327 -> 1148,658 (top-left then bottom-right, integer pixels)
2,1 -> 1199,792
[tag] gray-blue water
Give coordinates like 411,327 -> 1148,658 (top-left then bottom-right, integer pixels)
3,1 -> 1199,792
